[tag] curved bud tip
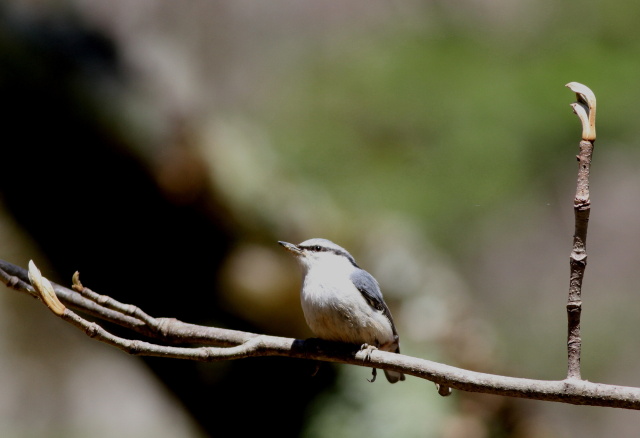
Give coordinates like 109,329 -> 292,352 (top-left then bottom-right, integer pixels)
566,82 -> 596,108
28,260 -> 66,316
566,82 -> 596,141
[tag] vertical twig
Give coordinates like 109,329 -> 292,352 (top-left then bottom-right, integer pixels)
565,82 -> 596,380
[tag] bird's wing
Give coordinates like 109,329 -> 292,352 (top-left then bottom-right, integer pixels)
350,269 -> 399,338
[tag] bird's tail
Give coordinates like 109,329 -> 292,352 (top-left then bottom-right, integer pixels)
384,369 -> 406,383
383,341 -> 405,383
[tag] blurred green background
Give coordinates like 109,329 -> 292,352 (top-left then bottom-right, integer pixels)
2,1 -> 640,437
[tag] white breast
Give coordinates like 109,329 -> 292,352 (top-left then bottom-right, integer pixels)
300,258 -> 395,349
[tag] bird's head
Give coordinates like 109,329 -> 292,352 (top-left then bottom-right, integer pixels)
278,238 -> 359,272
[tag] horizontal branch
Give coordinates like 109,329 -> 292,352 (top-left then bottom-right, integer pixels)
0,259 -> 254,346
3,258 -> 640,410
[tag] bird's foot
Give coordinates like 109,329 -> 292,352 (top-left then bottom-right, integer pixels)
359,343 -> 378,362
359,343 -> 380,383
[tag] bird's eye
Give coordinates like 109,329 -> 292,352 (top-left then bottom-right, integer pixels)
313,245 -> 322,251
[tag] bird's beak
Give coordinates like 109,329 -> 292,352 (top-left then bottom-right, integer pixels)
278,241 -> 303,256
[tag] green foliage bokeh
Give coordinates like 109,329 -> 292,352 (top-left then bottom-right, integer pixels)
260,4 -> 640,251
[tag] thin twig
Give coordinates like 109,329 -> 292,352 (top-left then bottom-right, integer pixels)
565,82 -> 596,380
3,258 -> 640,410
71,271 -> 160,330
0,259 -> 254,347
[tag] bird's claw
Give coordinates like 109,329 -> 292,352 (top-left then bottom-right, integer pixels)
360,343 -> 378,362
360,343 -> 380,383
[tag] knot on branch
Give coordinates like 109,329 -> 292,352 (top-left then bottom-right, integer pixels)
6,275 -> 21,290
202,346 -> 215,361
6,276 -> 19,289
156,318 -> 177,337
570,256 -> 587,268
127,340 -> 145,355
567,338 -> 582,347
574,199 -> 591,211
574,205 -> 590,215
85,322 -> 101,338
567,302 -> 582,312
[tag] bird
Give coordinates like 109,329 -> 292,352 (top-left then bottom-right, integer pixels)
279,238 -> 405,383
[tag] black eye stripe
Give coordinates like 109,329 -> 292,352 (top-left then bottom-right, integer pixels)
300,245 -> 359,268
301,244 -> 325,252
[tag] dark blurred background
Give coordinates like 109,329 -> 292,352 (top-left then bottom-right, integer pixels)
1,1 -> 640,437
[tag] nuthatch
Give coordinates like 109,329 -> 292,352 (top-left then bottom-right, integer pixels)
279,238 -> 405,383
